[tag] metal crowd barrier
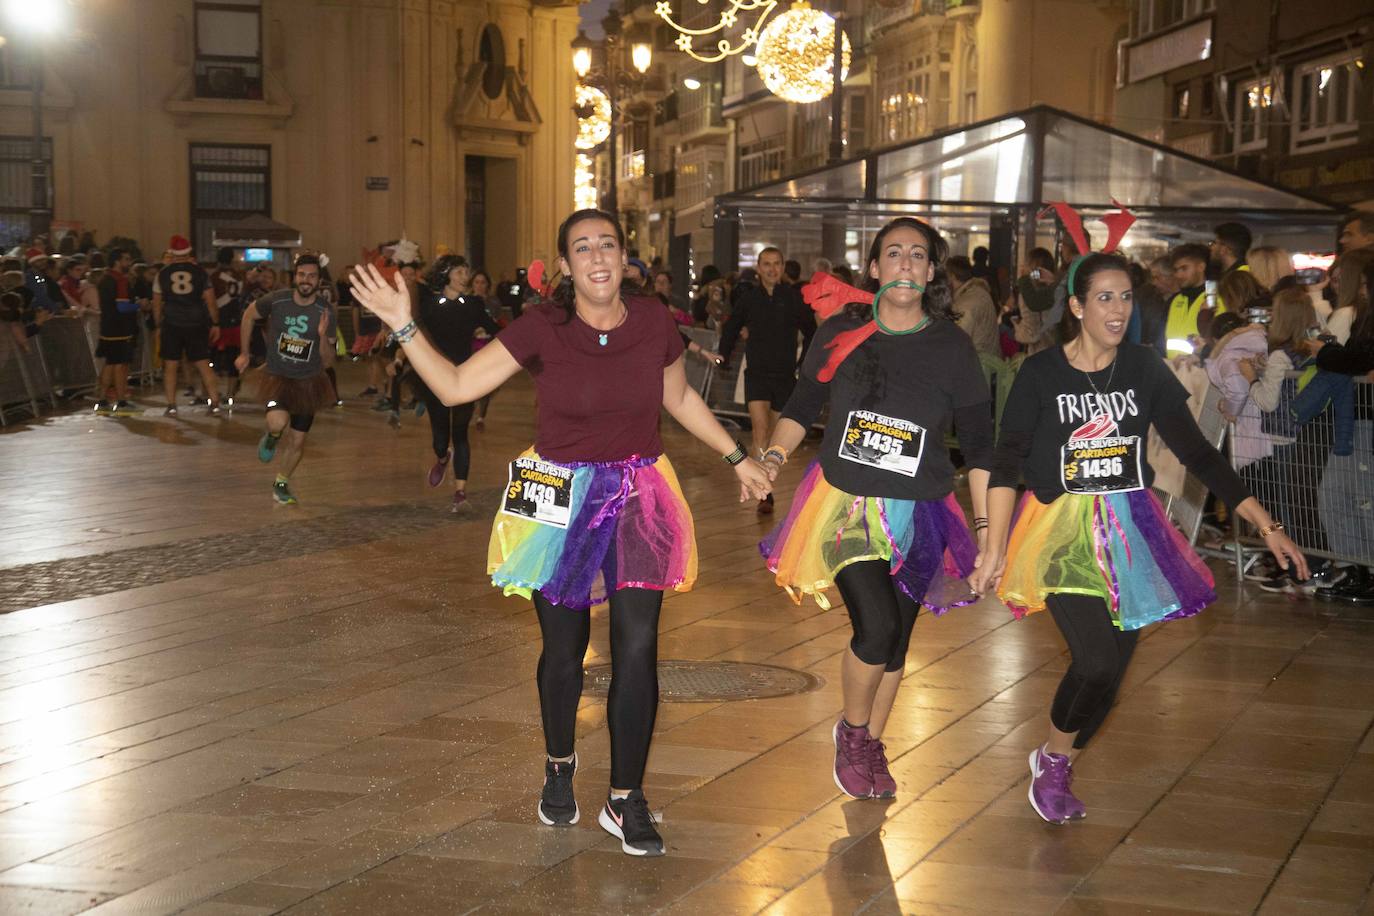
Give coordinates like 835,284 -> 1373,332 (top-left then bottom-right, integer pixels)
0,326 -> 47,425
1225,370 -> 1373,575
1153,381 -> 1229,548
36,316 -> 99,399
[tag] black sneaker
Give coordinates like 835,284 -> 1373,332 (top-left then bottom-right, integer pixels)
1318,569 -> 1368,602
93,400 -> 112,414
1342,581 -> 1374,607
598,790 -> 664,857
1257,573 -> 1296,594
163,406 -> 178,417
1243,558 -> 1280,583
359,386 -> 378,397
1295,560 -> 1341,595
537,755 -> 579,827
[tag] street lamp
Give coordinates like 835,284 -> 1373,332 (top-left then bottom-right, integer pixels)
1,0 -> 67,246
571,9 -> 652,218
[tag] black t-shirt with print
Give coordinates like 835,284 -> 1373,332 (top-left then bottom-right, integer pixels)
156,262 -> 212,327
990,343 -> 1250,508
782,314 -> 994,500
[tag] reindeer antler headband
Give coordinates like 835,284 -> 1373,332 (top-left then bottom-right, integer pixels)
1040,200 -> 1137,296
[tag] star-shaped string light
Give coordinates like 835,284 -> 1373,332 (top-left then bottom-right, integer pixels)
654,0 -> 778,63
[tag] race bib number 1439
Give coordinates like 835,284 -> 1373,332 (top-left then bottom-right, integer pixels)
501,457 -> 574,528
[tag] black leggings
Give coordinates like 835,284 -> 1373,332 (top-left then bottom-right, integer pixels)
408,376 -> 474,476
834,560 -> 922,673
1047,593 -> 1139,749
534,588 -> 663,790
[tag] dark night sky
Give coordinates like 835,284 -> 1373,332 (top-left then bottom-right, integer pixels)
580,0 -> 613,39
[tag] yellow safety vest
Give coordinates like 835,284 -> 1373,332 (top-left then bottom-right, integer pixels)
1165,289 -> 1224,357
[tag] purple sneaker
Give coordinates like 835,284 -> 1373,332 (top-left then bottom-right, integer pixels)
833,718 -> 874,799
867,737 -> 897,799
1028,745 -> 1085,824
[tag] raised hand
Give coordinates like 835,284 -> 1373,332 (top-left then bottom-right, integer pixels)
349,263 -> 413,331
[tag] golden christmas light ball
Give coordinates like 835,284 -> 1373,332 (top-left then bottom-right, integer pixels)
574,84 -> 611,151
754,2 -> 850,104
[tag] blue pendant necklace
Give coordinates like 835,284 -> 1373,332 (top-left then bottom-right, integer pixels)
578,301 -> 628,347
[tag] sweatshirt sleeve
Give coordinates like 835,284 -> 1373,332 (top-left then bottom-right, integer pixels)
989,361 -> 1039,490
1249,349 -> 1291,413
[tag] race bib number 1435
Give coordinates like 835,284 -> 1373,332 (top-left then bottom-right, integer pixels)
838,410 -> 926,478
501,457 -> 574,528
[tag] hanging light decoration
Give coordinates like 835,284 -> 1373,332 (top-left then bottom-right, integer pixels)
574,84 -> 611,151
754,1 -> 850,103
574,153 -> 599,210
654,0 -> 778,64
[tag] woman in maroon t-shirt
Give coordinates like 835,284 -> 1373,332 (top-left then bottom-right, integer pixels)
351,209 -> 771,858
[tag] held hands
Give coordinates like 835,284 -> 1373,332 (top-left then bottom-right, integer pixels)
1237,357 -> 1258,384
967,547 -> 1005,597
967,527 -> 1004,597
208,326 -> 221,345
735,458 -> 773,503
234,352 -> 250,374
349,264 -> 413,331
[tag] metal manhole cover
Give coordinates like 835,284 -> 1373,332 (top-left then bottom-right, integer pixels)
583,660 -> 822,702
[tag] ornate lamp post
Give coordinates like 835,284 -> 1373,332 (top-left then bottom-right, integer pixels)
572,10 -> 652,218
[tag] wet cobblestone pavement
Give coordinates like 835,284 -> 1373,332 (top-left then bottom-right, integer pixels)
0,491 -> 500,615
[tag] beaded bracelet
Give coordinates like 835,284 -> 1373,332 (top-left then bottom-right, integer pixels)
393,320 -> 419,344
722,443 -> 747,466
762,446 -> 788,466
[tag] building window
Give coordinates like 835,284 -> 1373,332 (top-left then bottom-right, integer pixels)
1174,84 -> 1190,119
0,135 -> 52,248
195,1 -> 264,100
1200,78 -> 1214,115
0,44 -> 36,89
1291,52 -> 1363,153
189,144 -> 270,256
1133,0 -> 1215,39
1231,76 -> 1271,153
878,55 -> 932,144
738,134 -> 785,189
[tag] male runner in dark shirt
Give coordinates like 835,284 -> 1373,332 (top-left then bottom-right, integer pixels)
153,235 -> 221,415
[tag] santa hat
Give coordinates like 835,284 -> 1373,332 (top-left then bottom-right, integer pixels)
168,235 -> 193,257
26,247 -> 48,264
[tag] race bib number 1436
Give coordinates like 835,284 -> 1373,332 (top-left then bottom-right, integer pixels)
501,457 -> 574,528
1060,435 -> 1144,494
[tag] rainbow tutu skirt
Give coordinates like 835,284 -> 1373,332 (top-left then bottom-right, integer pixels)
488,450 -> 697,609
759,462 -> 978,612
997,490 -> 1215,631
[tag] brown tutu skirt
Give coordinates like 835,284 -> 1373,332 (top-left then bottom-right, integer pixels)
256,371 -> 334,416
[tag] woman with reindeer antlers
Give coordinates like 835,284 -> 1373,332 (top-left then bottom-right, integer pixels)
758,216 -> 995,801
968,203 -> 1307,825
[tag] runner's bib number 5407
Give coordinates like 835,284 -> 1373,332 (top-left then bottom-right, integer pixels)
838,410 -> 926,478
1060,435 -> 1144,494
501,457 -> 574,528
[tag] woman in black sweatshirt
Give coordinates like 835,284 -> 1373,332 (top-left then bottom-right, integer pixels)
414,254 -> 500,512
971,253 -> 1306,826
